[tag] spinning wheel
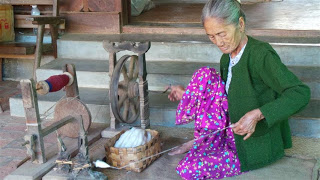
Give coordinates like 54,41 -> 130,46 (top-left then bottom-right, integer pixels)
103,41 -> 150,131
54,97 -> 92,138
110,55 -> 140,124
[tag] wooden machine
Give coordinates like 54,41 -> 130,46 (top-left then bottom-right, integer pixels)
20,64 -> 91,164
102,41 -> 151,136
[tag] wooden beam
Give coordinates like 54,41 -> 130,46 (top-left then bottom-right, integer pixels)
0,0 -> 53,5
15,15 -> 65,29
62,12 -> 121,34
0,54 -> 35,59
0,43 -> 35,55
122,25 -> 205,35
41,116 -> 75,137
52,0 -> 59,16
27,16 -> 64,25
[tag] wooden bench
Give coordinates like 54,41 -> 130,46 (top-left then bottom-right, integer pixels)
0,0 -> 65,81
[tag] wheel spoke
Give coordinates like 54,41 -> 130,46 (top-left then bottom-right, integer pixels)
121,65 -> 129,83
135,98 -> 140,109
118,94 -> 128,108
122,99 -> 130,121
133,60 -> 139,80
128,56 -> 136,80
129,99 -> 138,117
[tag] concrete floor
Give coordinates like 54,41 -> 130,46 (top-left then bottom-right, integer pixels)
99,126 -> 320,180
0,81 -> 320,179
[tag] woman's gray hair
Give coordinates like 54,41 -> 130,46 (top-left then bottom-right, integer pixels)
201,0 -> 246,26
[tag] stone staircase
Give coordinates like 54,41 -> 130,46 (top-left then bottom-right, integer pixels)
8,33 -> 320,137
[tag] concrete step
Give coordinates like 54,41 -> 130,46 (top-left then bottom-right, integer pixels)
9,88 -> 320,138
36,58 -> 219,90
57,34 -> 320,67
290,117 -> 320,138
37,58 -> 320,99
5,34 -> 319,81
9,87 -> 182,126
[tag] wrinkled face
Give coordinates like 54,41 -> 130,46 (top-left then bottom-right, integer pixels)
204,17 -> 242,54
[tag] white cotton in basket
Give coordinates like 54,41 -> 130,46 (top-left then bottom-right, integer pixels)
114,127 -> 152,148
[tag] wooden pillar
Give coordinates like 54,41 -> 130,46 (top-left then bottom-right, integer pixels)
20,79 -> 46,163
33,24 -> 45,81
108,52 -> 118,129
49,24 -> 58,58
115,0 -> 130,25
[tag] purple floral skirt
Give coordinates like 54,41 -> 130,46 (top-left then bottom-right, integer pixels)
175,67 -> 242,180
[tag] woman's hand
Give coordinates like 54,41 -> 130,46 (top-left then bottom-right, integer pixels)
232,109 -> 265,140
168,139 -> 195,156
168,85 -> 185,101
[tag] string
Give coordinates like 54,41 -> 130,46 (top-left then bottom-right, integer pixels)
110,124 -> 234,170
40,95 -> 66,119
40,95 -> 79,120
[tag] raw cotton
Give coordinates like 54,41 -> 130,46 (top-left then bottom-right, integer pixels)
114,127 -> 152,148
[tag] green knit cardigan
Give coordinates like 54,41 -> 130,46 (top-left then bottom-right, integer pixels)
220,36 -> 310,171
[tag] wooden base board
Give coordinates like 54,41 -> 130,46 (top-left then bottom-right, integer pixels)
4,123 -> 107,180
43,136 -> 111,180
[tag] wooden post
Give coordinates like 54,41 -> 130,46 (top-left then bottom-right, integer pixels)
109,52 -> 118,129
53,0 -> 59,16
33,24 -> 45,81
83,0 -> 89,12
49,24 -> 58,58
138,54 -> 150,129
115,0 -> 130,26
20,79 -> 46,163
63,64 -> 79,98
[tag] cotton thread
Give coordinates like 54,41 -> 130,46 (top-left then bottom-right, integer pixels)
46,74 -> 70,92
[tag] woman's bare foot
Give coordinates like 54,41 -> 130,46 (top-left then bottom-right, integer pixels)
168,139 -> 195,156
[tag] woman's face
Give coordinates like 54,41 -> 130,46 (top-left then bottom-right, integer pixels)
204,17 -> 243,54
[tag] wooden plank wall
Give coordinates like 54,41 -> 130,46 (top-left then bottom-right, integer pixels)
63,12 -> 120,34
59,0 -> 124,34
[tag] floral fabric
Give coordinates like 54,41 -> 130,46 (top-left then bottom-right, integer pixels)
175,67 -> 242,180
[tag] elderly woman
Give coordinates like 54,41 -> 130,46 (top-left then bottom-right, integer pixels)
168,0 -> 311,179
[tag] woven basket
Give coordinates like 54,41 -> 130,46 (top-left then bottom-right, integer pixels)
105,129 -> 161,172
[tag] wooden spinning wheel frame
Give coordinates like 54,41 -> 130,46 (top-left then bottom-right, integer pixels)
104,41 -> 150,129
111,55 -> 140,123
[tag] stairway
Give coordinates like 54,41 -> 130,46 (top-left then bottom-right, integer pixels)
8,33 -> 320,137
